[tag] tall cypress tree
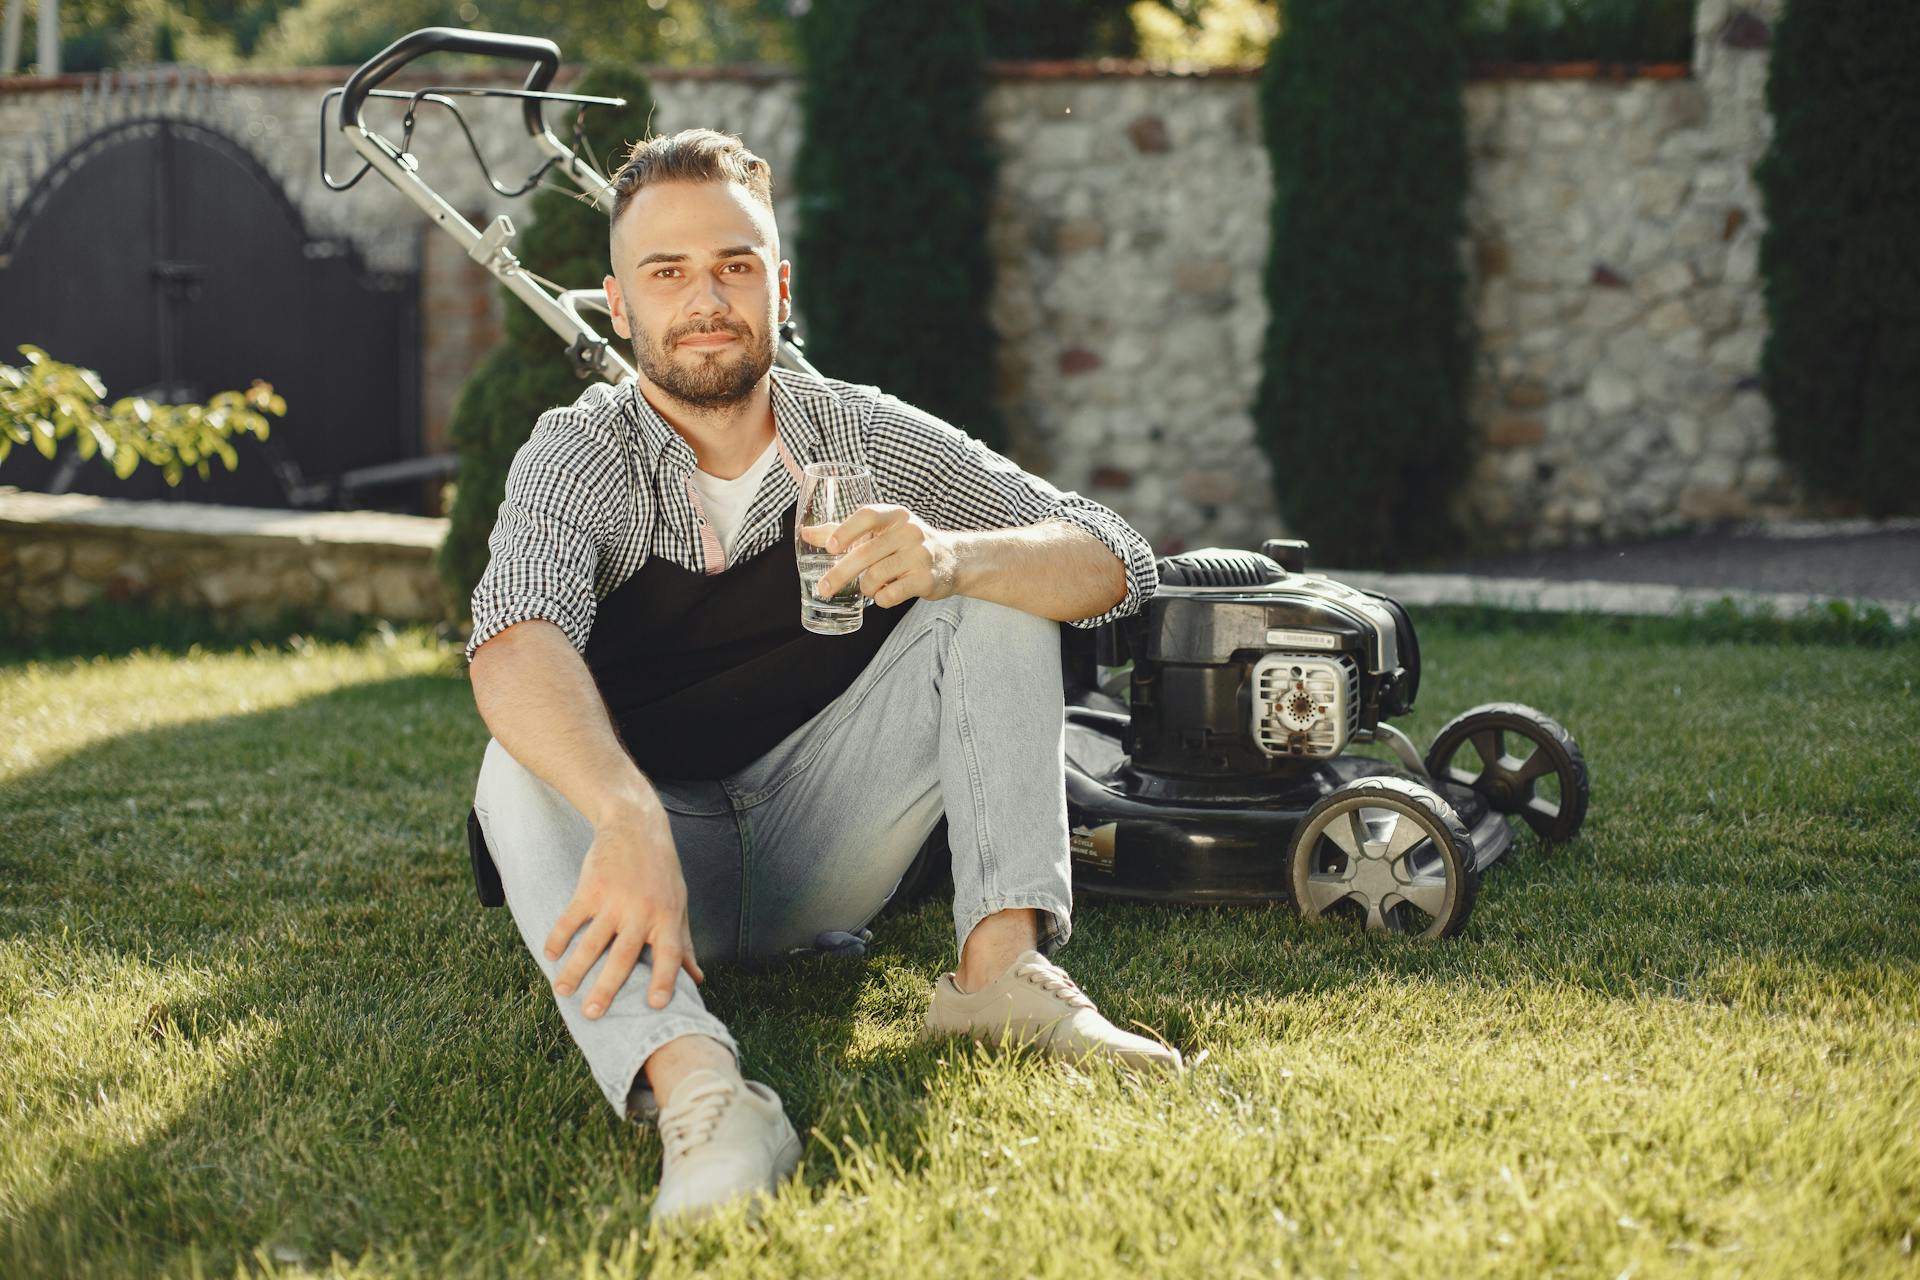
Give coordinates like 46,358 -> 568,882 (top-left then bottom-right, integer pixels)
1254,0 -> 1472,566
1755,1 -> 1920,516
794,0 -> 1004,452
436,65 -> 657,620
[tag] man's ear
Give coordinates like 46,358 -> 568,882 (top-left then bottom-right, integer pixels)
604,274 -> 631,339
778,260 -> 792,322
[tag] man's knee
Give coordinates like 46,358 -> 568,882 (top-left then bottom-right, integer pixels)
944,594 -> 1062,653
477,737 -> 576,827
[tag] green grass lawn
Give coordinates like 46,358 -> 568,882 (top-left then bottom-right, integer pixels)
1,616 -> 1916,1278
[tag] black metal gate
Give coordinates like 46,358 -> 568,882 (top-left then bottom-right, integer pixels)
0,113 -> 420,510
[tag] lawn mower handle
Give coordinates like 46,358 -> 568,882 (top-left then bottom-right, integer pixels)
339,26 -> 561,139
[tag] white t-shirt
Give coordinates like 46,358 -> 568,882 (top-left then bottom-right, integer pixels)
687,437 -> 782,562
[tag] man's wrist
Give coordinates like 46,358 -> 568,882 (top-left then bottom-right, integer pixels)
946,529 -> 988,600
586,779 -> 664,830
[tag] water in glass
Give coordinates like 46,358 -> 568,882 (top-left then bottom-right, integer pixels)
796,461 -> 878,635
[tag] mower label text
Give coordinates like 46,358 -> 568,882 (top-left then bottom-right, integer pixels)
1069,823 -> 1117,871
1266,628 -> 1337,650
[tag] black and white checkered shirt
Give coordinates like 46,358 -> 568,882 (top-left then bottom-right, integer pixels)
465,367 -> 1159,661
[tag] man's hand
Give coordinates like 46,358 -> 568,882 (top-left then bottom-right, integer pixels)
543,807 -> 703,1019
807,503 -> 961,608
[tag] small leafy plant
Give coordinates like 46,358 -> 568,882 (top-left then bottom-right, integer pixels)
1,344 -> 286,486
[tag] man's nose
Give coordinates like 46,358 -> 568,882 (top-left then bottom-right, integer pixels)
686,272 -> 730,318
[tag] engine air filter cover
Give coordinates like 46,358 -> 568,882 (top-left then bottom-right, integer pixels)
1252,653 -> 1359,758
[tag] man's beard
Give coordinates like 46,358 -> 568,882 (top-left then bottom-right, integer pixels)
630,317 -> 774,410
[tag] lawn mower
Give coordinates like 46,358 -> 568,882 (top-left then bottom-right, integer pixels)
1043,546 -> 1590,938
327,29 -> 1592,943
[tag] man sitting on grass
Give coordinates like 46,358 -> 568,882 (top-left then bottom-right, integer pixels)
465,127 -> 1179,1228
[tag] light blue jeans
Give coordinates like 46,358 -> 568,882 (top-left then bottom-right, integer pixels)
471,594 -> 1075,1121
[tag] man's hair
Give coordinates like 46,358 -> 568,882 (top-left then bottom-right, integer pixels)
608,128 -> 775,230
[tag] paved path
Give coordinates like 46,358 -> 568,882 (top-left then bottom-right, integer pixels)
1320,519 -> 1920,622
1437,519 -> 1920,603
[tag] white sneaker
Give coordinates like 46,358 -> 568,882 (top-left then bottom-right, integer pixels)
648,1068 -> 803,1228
924,950 -> 1185,1075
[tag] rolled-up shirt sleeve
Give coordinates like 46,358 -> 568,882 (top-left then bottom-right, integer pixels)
464,415 -> 617,662
867,394 -> 1158,629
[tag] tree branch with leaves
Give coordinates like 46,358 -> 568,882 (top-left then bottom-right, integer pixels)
1,345 -> 286,486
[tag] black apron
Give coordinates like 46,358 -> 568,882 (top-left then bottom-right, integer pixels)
582,499 -> 907,781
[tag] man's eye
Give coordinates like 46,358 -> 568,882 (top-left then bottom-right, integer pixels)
723,262 -> 751,273
653,268 -> 679,279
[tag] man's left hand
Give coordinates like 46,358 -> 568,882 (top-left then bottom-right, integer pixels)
808,504 -> 961,608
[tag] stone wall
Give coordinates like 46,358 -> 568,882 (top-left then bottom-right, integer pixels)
1,3 -> 1785,559
1462,0 -> 1787,547
0,487 -> 449,628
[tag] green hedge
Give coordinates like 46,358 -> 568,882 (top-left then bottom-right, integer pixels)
1254,0 -> 1473,567
435,65 -> 657,624
1463,0 -> 1694,64
980,0 -> 1139,58
795,0 -> 1004,452
1755,0 -> 1920,517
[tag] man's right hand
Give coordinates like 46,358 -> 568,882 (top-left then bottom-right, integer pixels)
543,805 -> 704,1019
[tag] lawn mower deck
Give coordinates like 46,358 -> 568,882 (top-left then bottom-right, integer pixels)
1061,710 -> 1516,906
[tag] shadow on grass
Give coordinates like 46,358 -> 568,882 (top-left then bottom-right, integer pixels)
0,675 -> 926,1277
0,597 -> 430,666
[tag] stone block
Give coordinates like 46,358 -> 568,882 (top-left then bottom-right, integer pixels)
197,567 -> 272,609
1731,389 -> 1773,445
1636,171 -> 1692,221
67,538 -> 129,581
1058,347 -> 1102,376
1742,455 -> 1785,493
1540,119 -> 1587,147
1127,115 -> 1171,154
1656,83 -> 1711,135
1724,237 -> 1760,285
1027,121 -> 1095,168
1617,419 -> 1664,460
1723,10 -> 1771,49
334,575 -> 377,615
1174,260 -> 1233,296
1180,470 -> 1239,506
1486,414 -> 1547,448
57,576 -> 99,609
1055,218 -> 1107,255
1505,379 -> 1550,410
1586,371 -> 1638,415
15,582 -> 58,614
1578,290 -> 1641,334
1709,330 -> 1762,372
1090,466 -> 1134,490
1670,212 -> 1723,253
17,540 -> 66,581
1561,463 -> 1602,500
1514,290 -> 1559,330
371,565 -> 429,620
1633,260 -> 1694,301
1693,289 -> 1744,337
1645,298 -> 1694,337
1477,238 -> 1510,278
1663,329 -> 1706,361
275,568 -> 324,608
1676,485 -> 1752,521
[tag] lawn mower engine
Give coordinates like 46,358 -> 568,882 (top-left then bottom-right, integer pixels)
1054,539 -> 1591,939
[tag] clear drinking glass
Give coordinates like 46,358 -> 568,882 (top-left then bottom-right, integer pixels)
795,461 -> 879,635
